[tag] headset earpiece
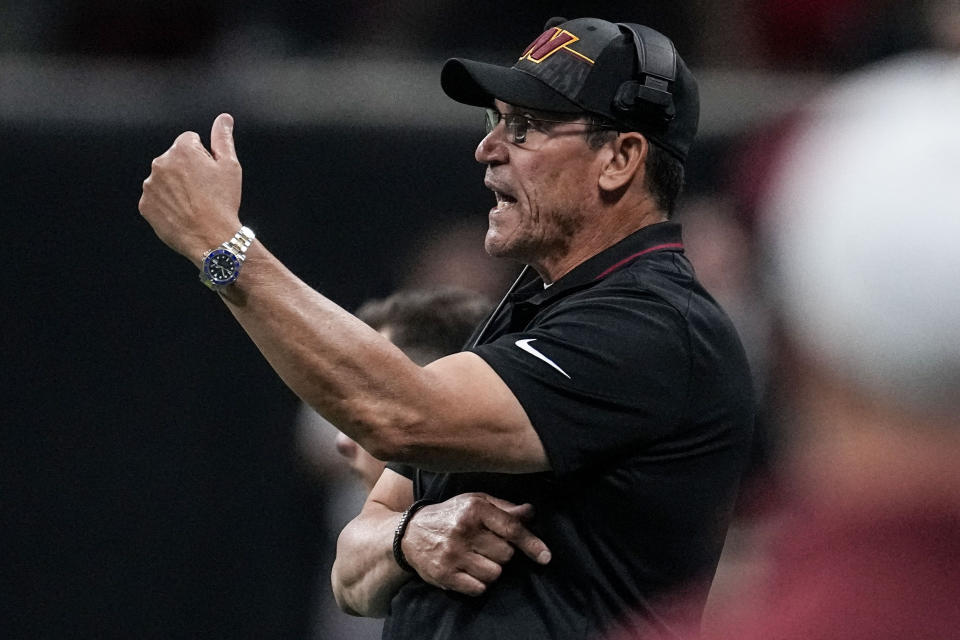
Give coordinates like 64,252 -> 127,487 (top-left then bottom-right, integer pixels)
613,23 -> 678,126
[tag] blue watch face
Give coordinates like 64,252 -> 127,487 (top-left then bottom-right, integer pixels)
204,249 -> 241,284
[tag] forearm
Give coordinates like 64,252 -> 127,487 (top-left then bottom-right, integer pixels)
335,491 -> 554,605
331,504 -> 411,617
214,241 -> 547,473
217,242 -> 428,459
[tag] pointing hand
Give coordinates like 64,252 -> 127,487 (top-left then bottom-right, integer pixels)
400,492 -> 552,596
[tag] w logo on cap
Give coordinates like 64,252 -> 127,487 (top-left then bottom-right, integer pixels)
519,27 -> 595,65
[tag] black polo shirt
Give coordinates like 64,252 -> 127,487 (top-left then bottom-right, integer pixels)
384,222 -> 755,640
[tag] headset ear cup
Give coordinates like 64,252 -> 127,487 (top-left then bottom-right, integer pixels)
614,81 -> 676,126
614,81 -> 640,112
615,23 -> 678,127
637,85 -> 676,124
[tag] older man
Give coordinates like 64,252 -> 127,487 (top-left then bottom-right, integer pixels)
139,17 -> 754,639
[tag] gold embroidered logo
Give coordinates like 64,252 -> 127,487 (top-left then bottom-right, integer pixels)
519,27 -> 595,65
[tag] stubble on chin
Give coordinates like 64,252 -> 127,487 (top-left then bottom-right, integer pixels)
485,207 -> 585,264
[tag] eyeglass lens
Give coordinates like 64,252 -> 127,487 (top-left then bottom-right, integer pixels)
484,109 -> 528,144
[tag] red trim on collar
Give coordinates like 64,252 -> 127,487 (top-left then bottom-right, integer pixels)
594,243 -> 684,280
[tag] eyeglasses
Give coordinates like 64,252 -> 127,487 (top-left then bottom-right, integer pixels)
484,108 -> 617,150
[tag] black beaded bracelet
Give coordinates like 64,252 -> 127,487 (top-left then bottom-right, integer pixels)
393,499 -> 436,573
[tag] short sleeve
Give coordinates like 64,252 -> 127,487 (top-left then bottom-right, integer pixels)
470,287 -> 690,475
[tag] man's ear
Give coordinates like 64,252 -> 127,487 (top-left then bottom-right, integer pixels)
598,132 -> 648,193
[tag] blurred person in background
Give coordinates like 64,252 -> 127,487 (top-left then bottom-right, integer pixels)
399,219 -> 518,303
616,44 -> 960,640
139,16 -> 755,639
296,287 -> 490,640
298,287 -> 492,492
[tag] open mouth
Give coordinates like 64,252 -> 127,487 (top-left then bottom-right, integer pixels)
494,191 -> 517,212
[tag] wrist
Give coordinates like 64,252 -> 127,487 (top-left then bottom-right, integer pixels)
392,499 -> 436,573
199,225 -> 256,291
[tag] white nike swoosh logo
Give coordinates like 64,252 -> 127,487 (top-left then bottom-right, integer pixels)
514,338 -> 571,379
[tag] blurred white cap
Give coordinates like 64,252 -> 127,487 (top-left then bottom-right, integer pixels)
762,52 -> 960,414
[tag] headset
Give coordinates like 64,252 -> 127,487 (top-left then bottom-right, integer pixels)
470,265 -> 530,349
613,23 -> 678,127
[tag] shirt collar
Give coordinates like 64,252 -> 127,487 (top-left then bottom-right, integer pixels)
509,221 -> 685,306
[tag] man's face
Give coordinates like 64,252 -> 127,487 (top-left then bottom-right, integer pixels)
476,100 -> 606,272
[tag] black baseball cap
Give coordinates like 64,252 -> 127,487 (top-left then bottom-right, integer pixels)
441,17 -> 699,162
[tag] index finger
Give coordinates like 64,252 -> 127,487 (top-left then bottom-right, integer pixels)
485,496 -> 535,521
170,131 -> 212,159
479,503 -> 552,565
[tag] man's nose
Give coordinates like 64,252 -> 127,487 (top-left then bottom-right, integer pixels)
476,128 -> 509,164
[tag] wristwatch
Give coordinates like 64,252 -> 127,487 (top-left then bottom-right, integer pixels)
199,226 -> 256,291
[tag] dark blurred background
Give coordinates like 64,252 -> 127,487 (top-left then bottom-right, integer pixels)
0,1 -> 944,638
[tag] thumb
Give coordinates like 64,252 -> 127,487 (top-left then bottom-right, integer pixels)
210,113 -> 237,162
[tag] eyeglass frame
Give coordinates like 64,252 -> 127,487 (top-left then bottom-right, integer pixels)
483,108 -> 619,147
